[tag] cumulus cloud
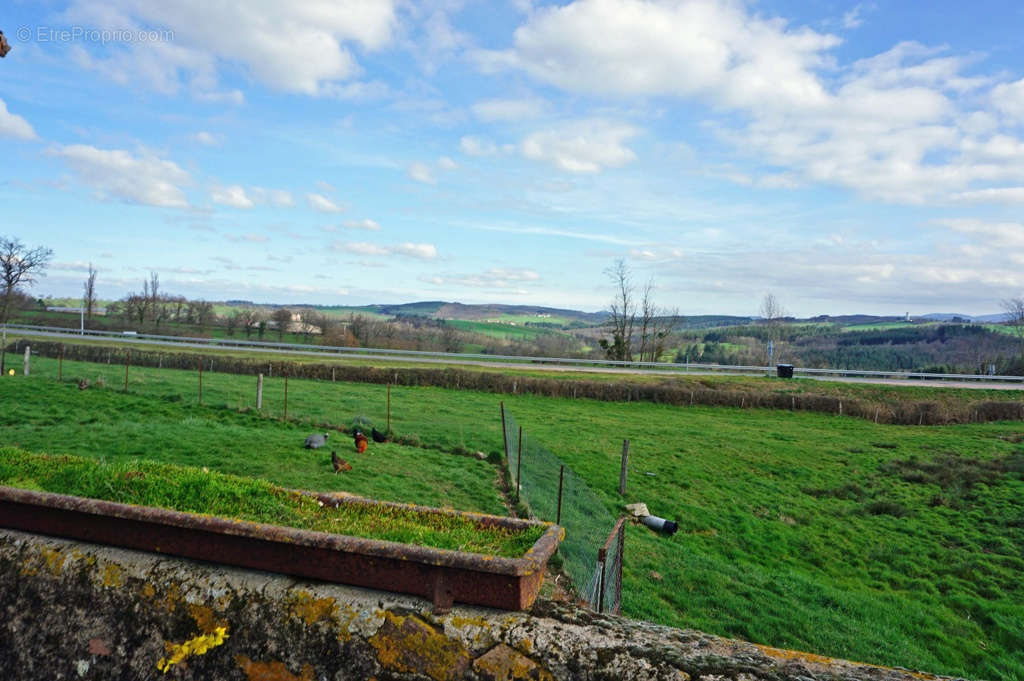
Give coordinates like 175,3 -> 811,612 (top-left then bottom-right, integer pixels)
52,144 -> 191,207
459,135 -> 500,157
472,97 -> 547,121
191,131 -> 221,146
0,98 -> 39,140
407,161 -> 436,184
341,219 -> 381,230
480,0 -> 1024,203
520,120 -> 639,173
334,241 -> 438,260
210,184 -> 254,208
306,192 -> 344,213
63,0 -> 398,97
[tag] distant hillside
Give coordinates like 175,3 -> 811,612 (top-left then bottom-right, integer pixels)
921,312 -> 1009,323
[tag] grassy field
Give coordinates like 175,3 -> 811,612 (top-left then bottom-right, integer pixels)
1,358 -> 1021,679
0,448 -> 540,556
447,319 -> 554,341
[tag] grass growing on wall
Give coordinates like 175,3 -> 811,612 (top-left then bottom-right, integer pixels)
0,448 -> 543,557
1,359 -> 1022,679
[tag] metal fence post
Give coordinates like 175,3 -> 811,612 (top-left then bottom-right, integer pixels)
516,426 -> 523,504
618,439 -> 630,495
556,465 -> 565,525
23,345 -> 30,376
256,373 -> 264,410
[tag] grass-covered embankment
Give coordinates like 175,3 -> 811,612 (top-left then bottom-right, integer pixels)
0,448 -> 542,557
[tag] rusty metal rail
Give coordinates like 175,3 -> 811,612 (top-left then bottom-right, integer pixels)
0,485 -> 563,612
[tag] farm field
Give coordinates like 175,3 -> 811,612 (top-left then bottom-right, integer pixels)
1,357 -> 1022,679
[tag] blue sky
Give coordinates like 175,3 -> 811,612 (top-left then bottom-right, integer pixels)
2,0 -> 1024,316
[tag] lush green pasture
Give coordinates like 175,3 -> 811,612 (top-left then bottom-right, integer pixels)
0,448 -> 540,556
2,358 -> 1022,679
447,319 -> 552,341
0,376 -> 504,515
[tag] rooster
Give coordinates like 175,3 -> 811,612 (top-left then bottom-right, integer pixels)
353,431 -> 368,454
331,451 -> 351,473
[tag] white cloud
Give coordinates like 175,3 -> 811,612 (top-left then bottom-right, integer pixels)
842,4 -> 868,29
334,241 -> 438,259
191,131 -> 220,146
306,192 -> 344,213
225,233 -> 270,243
935,218 -> 1024,249
341,219 -> 381,230
992,78 -> 1024,120
210,184 -> 254,208
407,161 -> 436,184
52,144 -> 190,208
0,99 -> 38,141
420,268 -> 541,290
950,187 -> 1024,203
520,120 -> 639,173
472,97 -> 547,121
459,135 -> 500,156
249,187 -> 294,207
481,0 -> 1024,203
437,156 -> 459,170
63,1 -> 398,96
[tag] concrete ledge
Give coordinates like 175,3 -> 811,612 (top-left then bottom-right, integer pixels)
0,529 -> 967,680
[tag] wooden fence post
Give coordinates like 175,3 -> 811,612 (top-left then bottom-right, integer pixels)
256,374 -> 264,410
618,439 -> 630,495
23,345 -> 30,376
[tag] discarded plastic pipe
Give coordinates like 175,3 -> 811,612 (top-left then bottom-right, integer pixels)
641,515 -> 678,535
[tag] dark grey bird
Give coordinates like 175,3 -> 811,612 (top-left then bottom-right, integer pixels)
304,432 -> 329,449
371,427 -> 387,443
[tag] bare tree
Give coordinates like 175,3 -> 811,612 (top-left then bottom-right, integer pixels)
271,308 -> 293,340
599,259 -> 636,361
1002,297 -> 1024,359
1,236 -> 53,325
82,263 -> 97,321
759,293 -> 787,363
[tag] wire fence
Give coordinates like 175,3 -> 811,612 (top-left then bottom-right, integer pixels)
501,405 -> 623,612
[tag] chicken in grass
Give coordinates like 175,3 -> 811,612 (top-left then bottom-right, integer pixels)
353,431 -> 368,454
304,432 -> 329,449
372,427 -> 388,443
331,451 -> 351,473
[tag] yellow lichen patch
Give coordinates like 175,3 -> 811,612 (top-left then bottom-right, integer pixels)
189,604 -> 227,635
288,591 -> 338,627
140,583 -> 156,599
101,564 -> 124,588
40,547 -> 66,575
234,655 -> 315,681
368,612 -> 471,681
472,643 -> 553,681
156,626 -> 229,674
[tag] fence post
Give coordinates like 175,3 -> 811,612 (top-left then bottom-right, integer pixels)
0,324 -> 6,374
597,546 -> 607,613
618,439 -> 630,495
516,426 -> 523,504
58,344 -> 64,382
556,465 -> 564,525
124,350 -> 130,392
283,374 -> 289,420
198,361 -> 203,405
500,402 -> 509,463
23,345 -> 30,376
614,520 -> 625,615
256,373 -> 264,410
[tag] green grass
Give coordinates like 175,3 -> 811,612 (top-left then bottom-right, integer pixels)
447,319 -> 553,341
0,448 -> 541,557
2,358 -> 1022,679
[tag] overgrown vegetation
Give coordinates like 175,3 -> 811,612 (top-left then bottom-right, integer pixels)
0,448 -> 543,557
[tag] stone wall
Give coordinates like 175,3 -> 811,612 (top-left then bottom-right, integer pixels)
0,529 -> 966,681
